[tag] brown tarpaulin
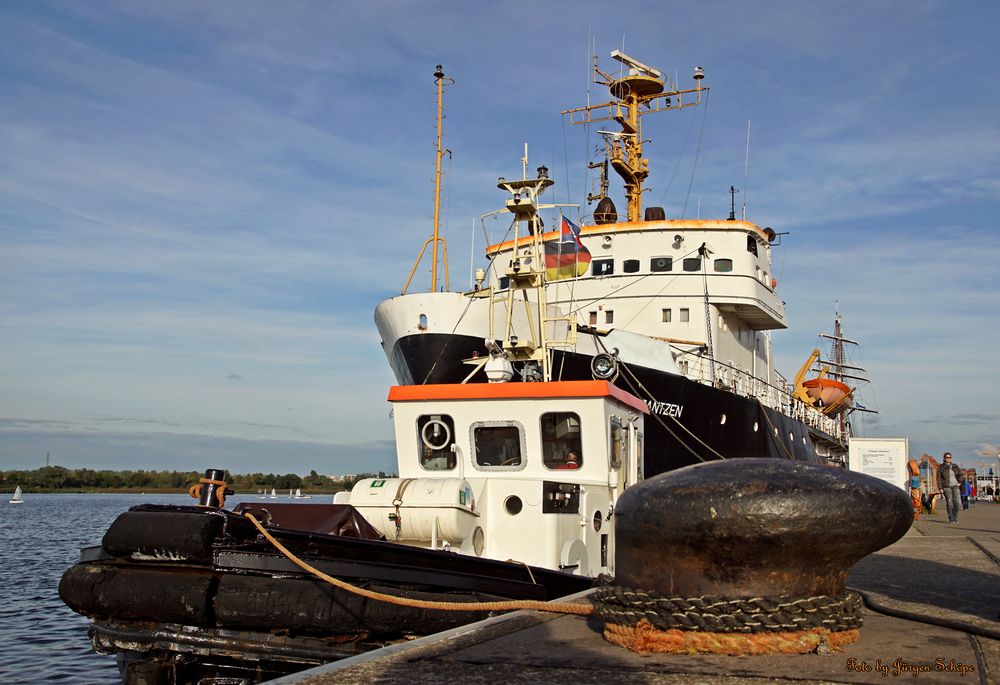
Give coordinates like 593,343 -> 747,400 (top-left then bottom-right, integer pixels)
232,503 -> 385,540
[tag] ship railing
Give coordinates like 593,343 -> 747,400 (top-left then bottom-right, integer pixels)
694,358 -> 844,441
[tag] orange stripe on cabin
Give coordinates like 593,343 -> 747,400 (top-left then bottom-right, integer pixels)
486,219 -> 770,255
388,380 -> 649,414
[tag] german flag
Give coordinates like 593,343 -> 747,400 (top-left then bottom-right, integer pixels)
544,215 -> 591,281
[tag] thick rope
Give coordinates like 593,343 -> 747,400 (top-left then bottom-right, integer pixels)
188,478 -> 229,507
242,513 -> 594,616
594,585 -> 862,655
604,619 -> 859,655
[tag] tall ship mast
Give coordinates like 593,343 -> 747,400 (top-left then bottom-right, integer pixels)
376,51 -> 872,471
401,65 -> 453,295
562,50 -> 705,223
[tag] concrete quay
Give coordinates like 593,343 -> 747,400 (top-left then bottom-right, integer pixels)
269,502 -> 1000,685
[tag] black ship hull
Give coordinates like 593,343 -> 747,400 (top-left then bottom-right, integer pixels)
389,332 -> 826,474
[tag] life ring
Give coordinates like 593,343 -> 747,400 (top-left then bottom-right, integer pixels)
421,419 -> 451,451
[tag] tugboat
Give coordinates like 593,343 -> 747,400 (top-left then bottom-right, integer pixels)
59,92 -> 649,683
376,50 -> 863,472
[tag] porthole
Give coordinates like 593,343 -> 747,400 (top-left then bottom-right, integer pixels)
504,495 -> 523,515
593,510 -> 603,532
753,422 -> 758,432
720,414 -> 727,425
802,436 -> 807,445
472,526 -> 485,556
418,313 -> 428,330
789,432 -> 794,442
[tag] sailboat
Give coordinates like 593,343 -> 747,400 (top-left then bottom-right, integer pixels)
269,488 -> 278,499
9,486 -> 24,504
293,488 -> 311,500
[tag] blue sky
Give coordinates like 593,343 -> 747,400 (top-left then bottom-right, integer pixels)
2,1 -> 998,475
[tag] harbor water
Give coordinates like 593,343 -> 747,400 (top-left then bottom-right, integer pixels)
0,492 -> 272,684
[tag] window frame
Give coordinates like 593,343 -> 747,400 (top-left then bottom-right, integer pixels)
540,411 -> 583,470
592,258 -> 614,277
417,414 -> 456,471
650,256 -> 673,272
470,420 -> 527,472
622,259 -> 640,273
714,258 -> 734,273
682,257 -> 702,272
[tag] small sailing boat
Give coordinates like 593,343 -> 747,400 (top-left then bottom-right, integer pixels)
269,488 -> 278,499
293,488 -> 311,500
9,486 -> 24,504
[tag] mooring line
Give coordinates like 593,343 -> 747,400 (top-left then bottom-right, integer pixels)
242,513 -> 594,617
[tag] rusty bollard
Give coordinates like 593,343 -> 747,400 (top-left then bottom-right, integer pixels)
593,458 -> 912,655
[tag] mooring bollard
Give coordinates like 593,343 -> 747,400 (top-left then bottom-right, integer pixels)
593,458 -> 912,655
192,468 -> 233,508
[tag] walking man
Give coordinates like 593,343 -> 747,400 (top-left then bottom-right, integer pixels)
937,452 -> 964,524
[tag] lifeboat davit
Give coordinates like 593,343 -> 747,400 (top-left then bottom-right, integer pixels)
802,377 -> 853,416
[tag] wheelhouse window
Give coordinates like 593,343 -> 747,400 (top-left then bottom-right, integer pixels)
472,421 -> 525,469
623,259 -> 640,273
609,417 -> 626,469
606,310 -> 614,324
498,276 -> 510,289
589,311 -> 598,326
679,308 -> 690,322
417,414 -> 455,471
650,256 -> 672,272
662,308 -> 672,322
683,257 -> 701,272
592,259 -> 614,276
541,412 -> 583,470
714,258 -> 733,272
747,235 -> 759,256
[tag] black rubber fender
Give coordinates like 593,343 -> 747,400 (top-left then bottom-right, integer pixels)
58,563 -> 215,625
102,509 -> 226,564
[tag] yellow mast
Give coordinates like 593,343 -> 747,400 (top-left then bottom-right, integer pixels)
402,65 -> 453,294
562,52 -> 707,222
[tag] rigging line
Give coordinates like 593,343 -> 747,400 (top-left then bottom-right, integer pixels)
591,334 -> 706,462
657,103 -> 697,207
565,243 -> 705,322
602,348 -> 712,463
562,115 -> 572,207
479,216 -> 518,281
443,150 -> 454,243
612,353 -> 727,462
420,295 -> 475,385
755,398 -> 798,461
681,89 -> 711,219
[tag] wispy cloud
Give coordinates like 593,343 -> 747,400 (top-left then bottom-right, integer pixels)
1,1 -> 998,471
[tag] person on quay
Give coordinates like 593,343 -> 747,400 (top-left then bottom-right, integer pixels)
936,452 -> 964,524
960,478 -> 970,510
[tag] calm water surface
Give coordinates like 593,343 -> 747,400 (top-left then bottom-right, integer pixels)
0,493 -> 266,684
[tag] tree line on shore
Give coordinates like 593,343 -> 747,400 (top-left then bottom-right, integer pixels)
0,465 -> 394,493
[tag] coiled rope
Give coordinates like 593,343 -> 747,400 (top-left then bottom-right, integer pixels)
187,477 -> 229,507
241,513 -> 594,616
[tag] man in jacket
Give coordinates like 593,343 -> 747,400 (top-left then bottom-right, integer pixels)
937,452 -> 964,524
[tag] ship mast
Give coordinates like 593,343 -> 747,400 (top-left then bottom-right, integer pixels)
562,51 -> 707,222
402,65 -> 454,294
